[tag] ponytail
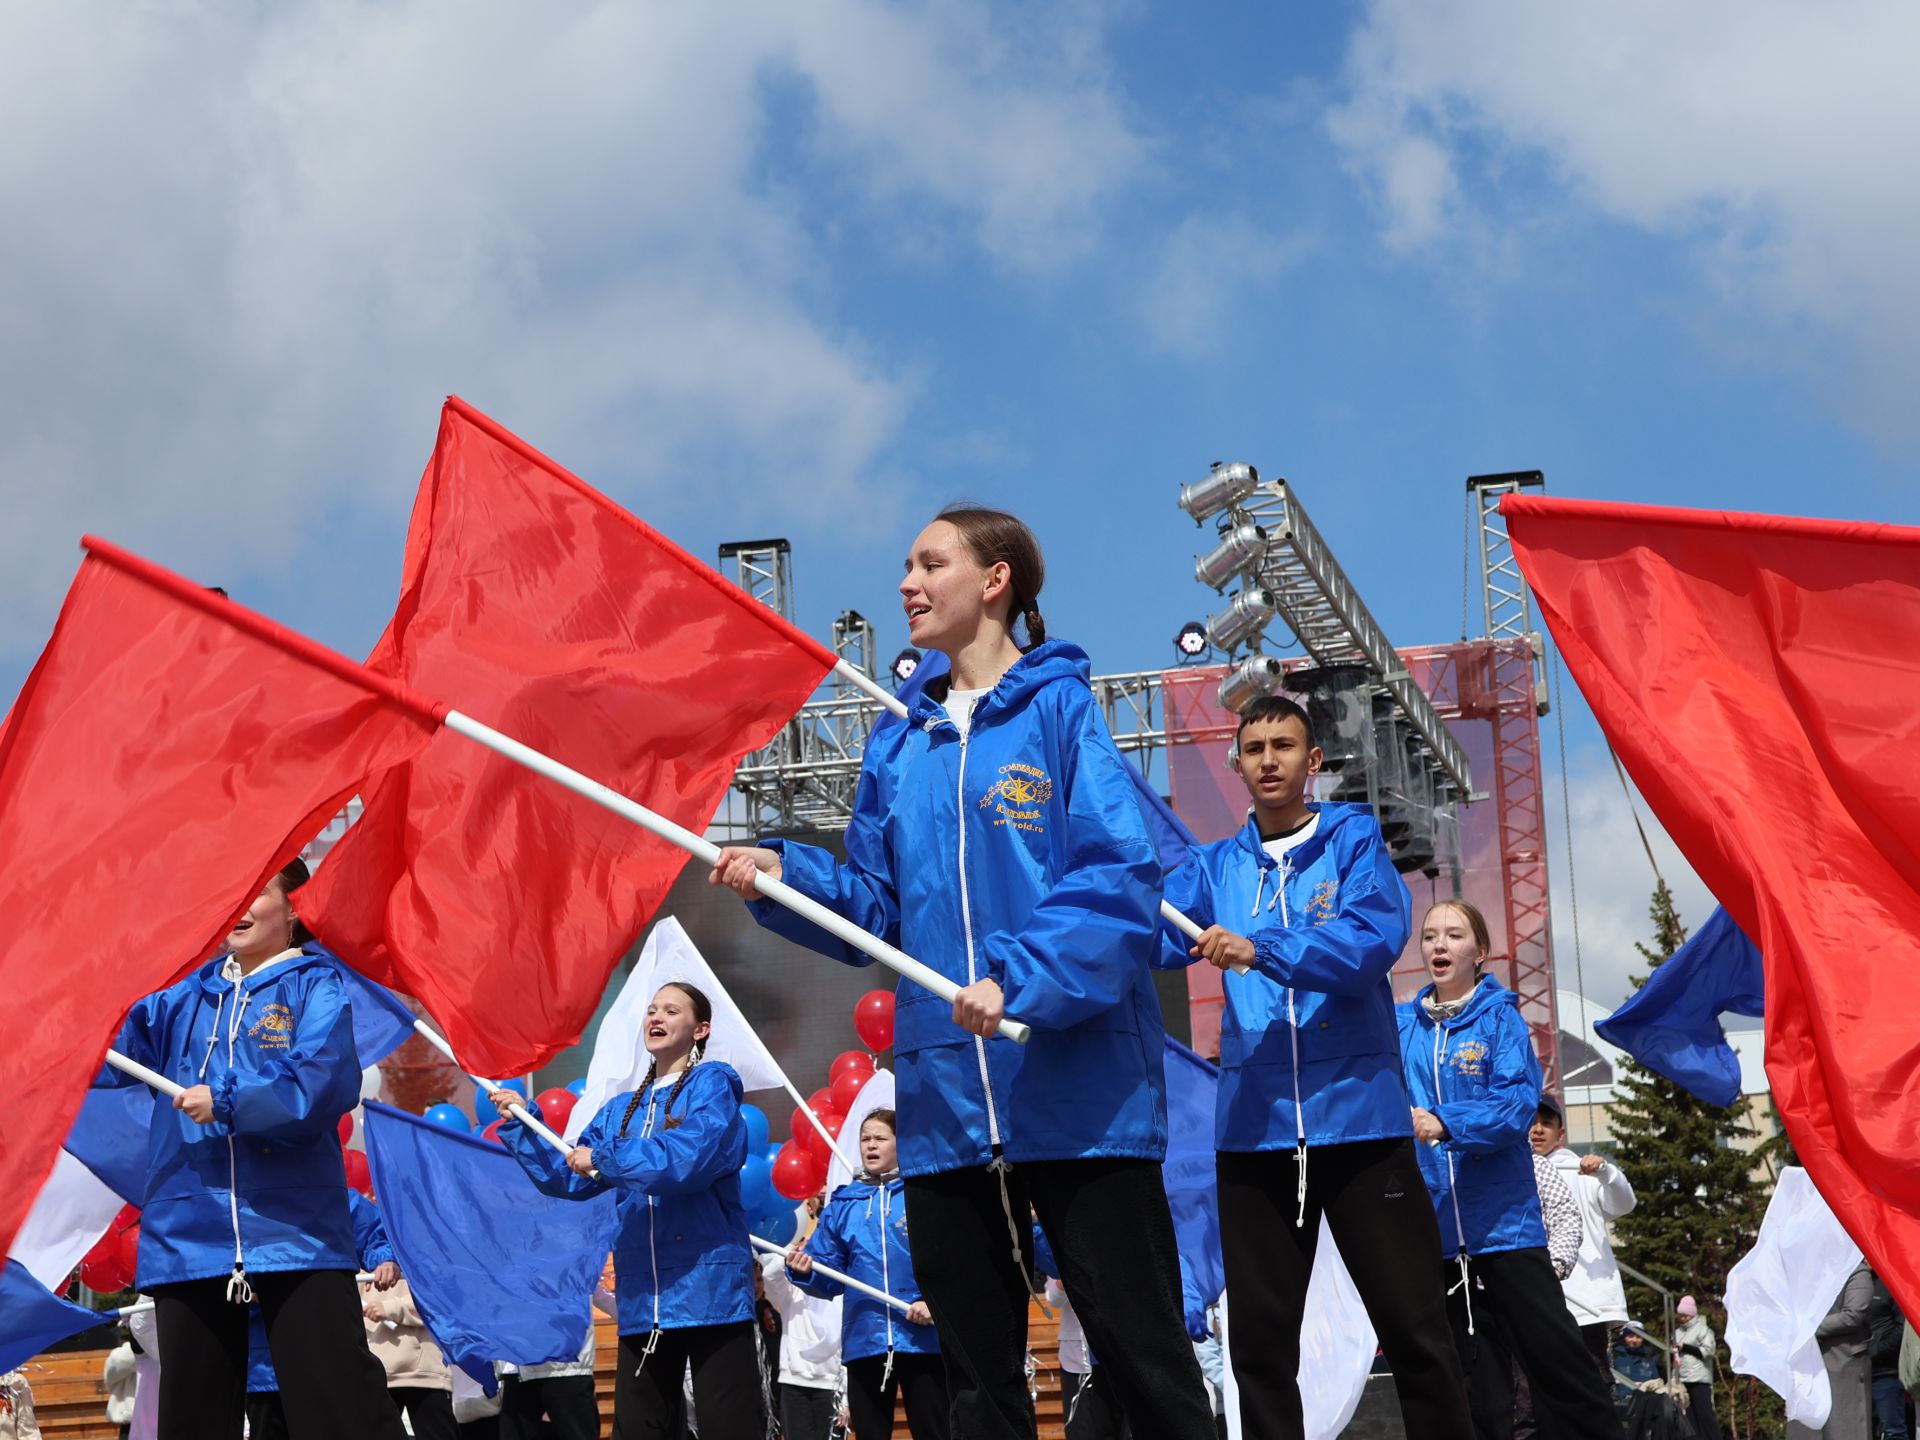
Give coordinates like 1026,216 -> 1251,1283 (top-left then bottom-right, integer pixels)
936,503 -> 1047,652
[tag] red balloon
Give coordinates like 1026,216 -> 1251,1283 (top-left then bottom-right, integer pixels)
772,1141 -> 825,1201
535,1088 -> 578,1135
112,1203 -> 140,1233
853,990 -> 895,1052
482,1119 -> 507,1145
337,1112 -> 355,1146
829,1049 -> 876,1083
800,1108 -> 845,1164
788,1105 -> 812,1143
81,1253 -> 128,1293
118,1223 -> 141,1278
806,1086 -> 835,1116
344,1148 -> 374,1197
829,1068 -> 868,1115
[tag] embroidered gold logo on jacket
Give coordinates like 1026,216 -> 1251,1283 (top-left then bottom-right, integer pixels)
248,1004 -> 294,1050
1306,880 -> 1338,923
979,762 -> 1053,833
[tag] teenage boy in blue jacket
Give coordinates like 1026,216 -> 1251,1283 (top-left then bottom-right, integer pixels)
1163,695 -> 1471,1440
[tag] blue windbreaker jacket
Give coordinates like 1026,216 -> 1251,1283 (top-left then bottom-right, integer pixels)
1159,804 -> 1414,1150
98,945 -> 364,1290
750,640 -> 1169,1178
247,1191 -> 395,1392
502,1061 -> 751,1335
789,1174 -> 935,1362
1396,975 -> 1547,1258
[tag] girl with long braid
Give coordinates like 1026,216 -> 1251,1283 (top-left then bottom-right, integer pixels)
489,981 -> 759,1438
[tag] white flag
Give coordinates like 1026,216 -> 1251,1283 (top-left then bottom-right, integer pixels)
1221,1217 -> 1376,1440
824,1068 -> 897,1198
565,917 -> 786,1142
10,1149 -> 123,1290
1724,1166 -> 1862,1428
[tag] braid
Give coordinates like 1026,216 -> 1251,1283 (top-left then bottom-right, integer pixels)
662,1039 -> 703,1121
1022,604 -> 1047,648
616,1059 -> 658,1138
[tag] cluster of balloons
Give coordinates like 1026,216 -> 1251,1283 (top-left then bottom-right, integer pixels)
78,1203 -> 142,1294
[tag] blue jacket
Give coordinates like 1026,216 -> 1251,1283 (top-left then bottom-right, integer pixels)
99,945 -> 364,1289
1159,804 -> 1414,1150
502,1061 -> 751,1335
789,1175 -> 935,1362
247,1191 -> 394,1392
750,641 -> 1168,1178
1396,976 -> 1546,1258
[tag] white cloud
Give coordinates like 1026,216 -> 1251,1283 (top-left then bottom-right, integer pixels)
1327,0 -> 1920,444
1137,212 -> 1316,358
0,2 -> 1145,665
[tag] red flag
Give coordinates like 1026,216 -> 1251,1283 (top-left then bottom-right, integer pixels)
298,398 -> 838,1077
0,540 -> 439,1261
1506,495 -> 1920,1314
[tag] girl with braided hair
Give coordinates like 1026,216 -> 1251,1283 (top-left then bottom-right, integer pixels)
489,981 -> 760,1438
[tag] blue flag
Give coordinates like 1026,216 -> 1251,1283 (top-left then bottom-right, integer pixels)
63,1084 -> 155,1206
1594,905 -> 1764,1108
319,949 -> 421,1068
1162,1037 -> 1223,1336
0,1258 -> 103,1374
1124,754 -> 1201,880
362,1101 -> 617,1392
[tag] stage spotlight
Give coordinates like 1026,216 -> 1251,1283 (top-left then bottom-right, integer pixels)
1206,587 -> 1277,653
1218,655 -> 1283,713
890,648 -> 923,688
1179,461 -> 1260,525
1195,522 -> 1267,590
1174,621 -> 1210,662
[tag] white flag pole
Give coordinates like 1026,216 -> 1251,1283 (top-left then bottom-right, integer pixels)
439,708 -> 1031,1045
407,1020 -> 575,1158
104,1050 -> 185,1099
750,1234 -> 912,1316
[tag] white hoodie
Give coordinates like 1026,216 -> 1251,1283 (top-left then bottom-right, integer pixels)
1544,1145 -> 1636,1325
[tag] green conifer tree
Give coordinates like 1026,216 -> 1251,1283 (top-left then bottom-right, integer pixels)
1606,881 -> 1781,1435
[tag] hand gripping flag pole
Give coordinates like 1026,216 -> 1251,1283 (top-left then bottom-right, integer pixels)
77,537 -> 1027,1105
748,1234 -> 912,1316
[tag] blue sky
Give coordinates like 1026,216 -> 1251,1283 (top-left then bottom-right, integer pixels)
5,2 -> 1915,1007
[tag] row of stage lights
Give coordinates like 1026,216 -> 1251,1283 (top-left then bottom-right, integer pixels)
1172,461 -> 1288,712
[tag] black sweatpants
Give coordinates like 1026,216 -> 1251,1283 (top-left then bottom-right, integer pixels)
845,1351 -> 951,1439
904,1157 -> 1215,1440
1442,1247 -> 1621,1440
1578,1324 -> 1614,1401
1684,1381 -> 1721,1440
1217,1140 -> 1473,1440
500,1372 -> 599,1440
780,1381 -> 839,1439
613,1323 -> 762,1440
393,1386 -> 459,1440
1061,1368 -> 1130,1440
153,1269 -> 405,1440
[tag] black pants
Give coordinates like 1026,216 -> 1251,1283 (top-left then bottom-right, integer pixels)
244,1393 -> 290,1440
501,1372 -> 600,1440
1684,1381 -> 1720,1440
153,1270 -> 405,1440
780,1381 -> 839,1439
904,1157 -> 1214,1440
393,1385 -> 460,1440
1442,1248 -> 1621,1440
1061,1369 -> 1130,1440
844,1351 -> 950,1439
1217,1141 -> 1473,1440
614,1323 -> 762,1440
1579,1324 -> 1614,1400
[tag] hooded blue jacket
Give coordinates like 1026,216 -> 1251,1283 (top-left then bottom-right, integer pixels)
1159,804 -> 1414,1150
789,1174 -> 935,1362
98,944 -> 364,1290
247,1191 -> 395,1392
502,1061 -> 751,1335
749,641 -> 1168,1179
1396,975 -> 1547,1258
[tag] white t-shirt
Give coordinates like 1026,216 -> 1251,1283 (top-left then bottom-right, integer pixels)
1259,812 -> 1319,869
943,687 -> 991,740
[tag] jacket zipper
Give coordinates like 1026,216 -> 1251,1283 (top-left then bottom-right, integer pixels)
223,974 -> 253,1302
1433,1016 -> 1468,1254
877,1183 -> 896,1384
633,1082 -> 663,1372
1277,859 -> 1309,1226
950,713 -> 1002,1149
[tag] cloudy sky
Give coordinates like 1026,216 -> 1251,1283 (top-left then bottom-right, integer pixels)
6,2 -> 1915,1008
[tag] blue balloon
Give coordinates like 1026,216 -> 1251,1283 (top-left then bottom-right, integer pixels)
764,1141 -> 784,1167
739,1154 -> 773,1215
741,1104 -> 771,1153
423,1103 -> 468,1131
565,1078 -> 588,1098
752,1205 -> 798,1247
474,1077 -> 528,1112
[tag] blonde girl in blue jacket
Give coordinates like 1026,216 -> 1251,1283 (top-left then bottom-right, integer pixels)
1163,695 -> 1471,1440
713,505 -> 1214,1440
490,981 -> 759,1440
99,858 -> 405,1440
1397,900 -> 1619,1440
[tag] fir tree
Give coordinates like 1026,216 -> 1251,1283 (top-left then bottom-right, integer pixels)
1606,881 -> 1781,1436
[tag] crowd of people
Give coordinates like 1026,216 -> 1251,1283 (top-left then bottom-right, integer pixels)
32,502 -> 1920,1440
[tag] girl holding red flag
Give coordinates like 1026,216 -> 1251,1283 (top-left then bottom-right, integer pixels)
489,981 -> 761,1438
97,858 -> 406,1440
713,505 -> 1215,1440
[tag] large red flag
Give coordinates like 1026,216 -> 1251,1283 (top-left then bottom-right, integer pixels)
0,540 -> 439,1261
1506,495 -> 1920,1313
298,398 -> 838,1077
